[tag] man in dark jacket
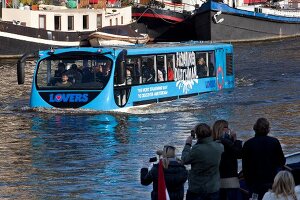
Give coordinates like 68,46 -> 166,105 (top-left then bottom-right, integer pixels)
141,146 -> 188,200
242,118 -> 286,200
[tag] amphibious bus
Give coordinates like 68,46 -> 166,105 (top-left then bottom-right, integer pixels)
17,42 -> 234,111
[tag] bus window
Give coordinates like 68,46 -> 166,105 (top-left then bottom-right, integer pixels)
126,57 -> 142,85
208,52 -> 215,77
166,54 -> 175,81
141,56 -> 155,84
36,57 -> 112,90
195,52 -> 208,78
156,55 -> 166,82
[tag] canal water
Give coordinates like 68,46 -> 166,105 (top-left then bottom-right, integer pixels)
0,38 -> 299,199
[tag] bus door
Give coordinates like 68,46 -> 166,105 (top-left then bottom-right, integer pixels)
113,50 -> 135,107
215,48 -> 226,90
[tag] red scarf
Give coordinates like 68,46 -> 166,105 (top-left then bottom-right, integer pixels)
158,159 -> 170,200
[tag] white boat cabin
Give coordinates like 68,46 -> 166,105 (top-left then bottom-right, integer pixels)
1,5 -> 132,32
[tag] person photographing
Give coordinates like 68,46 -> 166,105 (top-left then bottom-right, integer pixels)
181,123 -> 224,200
140,145 -> 188,200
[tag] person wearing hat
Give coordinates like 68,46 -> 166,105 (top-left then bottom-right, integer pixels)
140,145 -> 188,200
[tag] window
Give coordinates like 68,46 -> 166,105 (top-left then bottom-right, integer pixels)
54,16 -> 61,30
110,19 -> 112,26
115,18 -> 118,25
125,57 -> 142,85
226,53 -> 233,75
97,14 -> 102,28
36,56 -> 113,90
141,56 -> 155,84
121,16 -> 124,24
39,15 -> 46,29
195,51 -> 215,78
166,54 -> 175,81
68,16 -> 74,30
156,55 -> 166,82
83,15 -> 89,29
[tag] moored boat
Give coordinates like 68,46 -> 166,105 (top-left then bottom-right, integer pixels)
193,0 -> 300,42
87,24 -> 150,46
131,0 -> 201,42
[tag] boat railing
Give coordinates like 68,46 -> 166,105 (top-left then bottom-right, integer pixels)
260,7 -> 300,17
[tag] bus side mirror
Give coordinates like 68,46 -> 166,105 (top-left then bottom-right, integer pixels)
17,53 -> 37,84
116,49 -> 127,85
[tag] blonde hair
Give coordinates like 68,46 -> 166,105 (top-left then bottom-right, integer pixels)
162,146 -> 176,169
212,120 -> 228,140
272,170 -> 297,200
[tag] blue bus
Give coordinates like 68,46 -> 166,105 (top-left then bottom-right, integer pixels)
17,42 -> 234,111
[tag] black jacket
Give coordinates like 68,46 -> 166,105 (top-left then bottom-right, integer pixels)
140,160 -> 188,200
242,135 -> 286,188
219,138 -> 243,178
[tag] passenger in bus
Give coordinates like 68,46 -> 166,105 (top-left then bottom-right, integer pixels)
142,62 -> 154,83
126,69 -> 132,85
209,62 -> 215,77
48,62 -> 66,86
196,58 -> 207,78
55,73 -> 72,87
55,62 -> 67,77
167,62 -> 174,81
82,67 -> 93,83
66,64 -> 83,84
157,69 -> 164,82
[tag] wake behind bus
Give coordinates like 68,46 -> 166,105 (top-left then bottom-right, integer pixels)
17,42 -> 235,111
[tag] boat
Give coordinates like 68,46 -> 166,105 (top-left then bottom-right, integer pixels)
17,41 -> 234,111
0,3 -> 133,57
87,24 -> 150,46
131,0 -> 201,42
193,0 -> 300,42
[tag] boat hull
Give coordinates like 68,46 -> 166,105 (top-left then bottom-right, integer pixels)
0,21 -> 91,56
194,2 -> 300,42
132,6 -> 195,42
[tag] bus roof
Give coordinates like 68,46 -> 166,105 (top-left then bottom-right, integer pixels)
39,41 -> 232,56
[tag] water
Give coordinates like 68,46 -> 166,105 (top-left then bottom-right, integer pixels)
0,38 -> 299,199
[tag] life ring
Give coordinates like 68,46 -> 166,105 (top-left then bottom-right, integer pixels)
216,66 -> 224,90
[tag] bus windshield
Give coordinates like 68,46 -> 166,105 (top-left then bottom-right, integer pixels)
36,55 -> 113,90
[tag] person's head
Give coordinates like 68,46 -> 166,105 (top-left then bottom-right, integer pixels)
61,73 -> 69,82
253,117 -> 270,136
58,62 -> 66,71
157,69 -> 164,82
272,170 -> 297,198
198,58 -> 205,65
71,64 -> 78,70
160,145 -> 176,169
193,123 -> 212,140
212,120 -> 229,140
126,69 -> 131,77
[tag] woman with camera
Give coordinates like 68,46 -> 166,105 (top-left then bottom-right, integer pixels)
212,119 -> 243,200
181,123 -> 224,200
140,145 -> 188,200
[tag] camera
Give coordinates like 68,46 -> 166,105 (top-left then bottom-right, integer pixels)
149,157 -> 157,162
191,129 -> 195,139
222,130 -> 231,140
